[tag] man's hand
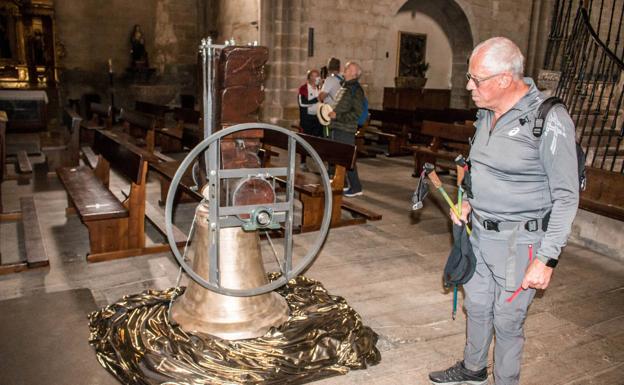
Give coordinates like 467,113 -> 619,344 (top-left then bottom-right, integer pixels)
328,111 -> 336,119
521,259 -> 554,290
450,200 -> 471,225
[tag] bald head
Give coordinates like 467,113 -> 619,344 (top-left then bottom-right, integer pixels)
470,37 -> 525,79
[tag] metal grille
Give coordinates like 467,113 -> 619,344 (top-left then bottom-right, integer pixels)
551,5 -> 624,173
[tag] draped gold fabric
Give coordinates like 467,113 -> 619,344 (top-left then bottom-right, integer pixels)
88,275 -> 381,384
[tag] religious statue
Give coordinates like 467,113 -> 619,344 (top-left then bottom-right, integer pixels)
130,24 -> 148,68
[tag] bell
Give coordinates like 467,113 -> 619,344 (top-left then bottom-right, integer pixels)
170,203 -> 290,340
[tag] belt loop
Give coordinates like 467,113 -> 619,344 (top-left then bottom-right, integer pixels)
483,220 -> 499,232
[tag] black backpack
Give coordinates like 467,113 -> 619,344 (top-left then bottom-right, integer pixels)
533,96 -> 587,191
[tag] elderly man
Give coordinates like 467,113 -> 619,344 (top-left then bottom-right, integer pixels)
327,61 -> 365,197
428,37 -> 579,385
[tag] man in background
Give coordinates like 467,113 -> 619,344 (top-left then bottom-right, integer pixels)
319,57 -> 343,106
327,61 -> 365,197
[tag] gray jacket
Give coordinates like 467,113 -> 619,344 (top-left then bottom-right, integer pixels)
468,78 -> 579,263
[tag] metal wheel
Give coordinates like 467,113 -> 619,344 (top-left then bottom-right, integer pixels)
164,123 -> 332,296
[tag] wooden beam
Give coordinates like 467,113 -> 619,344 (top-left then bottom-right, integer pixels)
0,262 -> 28,275
0,211 -> 22,222
341,200 -> 383,221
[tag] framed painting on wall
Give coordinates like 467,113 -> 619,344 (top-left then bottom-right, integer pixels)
396,31 -> 427,77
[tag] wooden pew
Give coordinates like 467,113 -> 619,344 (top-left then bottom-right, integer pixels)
406,120 -> 475,176
135,101 -> 179,152
149,126 -> 204,205
365,107 -> 477,157
0,113 -> 48,271
156,107 -> 200,153
119,108 -> 157,153
367,109 -> 413,156
0,196 -> 49,275
42,107 -> 82,171
262,130 -> 381,232
135,101 -> 172,120
56,129 -> 176,262
80,102 -> 112,146
0,110 -> 5,186
15,150 -> 32,185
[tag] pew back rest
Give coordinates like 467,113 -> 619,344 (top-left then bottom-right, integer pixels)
90,103 -> 111,118
420,120 -> 475,144
263,130 -> 356,170
120,108 -> 156,131
135,101 -> 171,117
181,126 -> 201,150
369,108 -> 412,125
63,107 -> 82,135
93,129 -> 145,184
173,107 -> 200,124
370,108 -> 477,125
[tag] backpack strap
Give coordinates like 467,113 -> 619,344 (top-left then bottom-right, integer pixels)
533,96 -> 565,137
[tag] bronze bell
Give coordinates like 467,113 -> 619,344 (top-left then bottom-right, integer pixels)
170,203 -> 290,340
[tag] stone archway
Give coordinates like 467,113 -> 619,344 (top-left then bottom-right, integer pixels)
395,0 -> 474,108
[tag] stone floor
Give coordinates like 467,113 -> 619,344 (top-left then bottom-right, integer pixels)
1,152 -> 623,385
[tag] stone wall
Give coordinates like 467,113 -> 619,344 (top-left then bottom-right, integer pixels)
259,0 -> 546,126
215,0 -> 260,44
382,12 -> 453,90
55,0 -> 201,109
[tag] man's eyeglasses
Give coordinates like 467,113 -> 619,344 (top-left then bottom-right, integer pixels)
465,72 -> 503,87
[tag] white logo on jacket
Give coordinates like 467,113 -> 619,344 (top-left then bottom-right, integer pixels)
544,112 -> 566,154
508,127 -> 520,136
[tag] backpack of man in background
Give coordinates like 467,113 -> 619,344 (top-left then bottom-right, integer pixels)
358,96 -> 369,127
533,96 -> 587,191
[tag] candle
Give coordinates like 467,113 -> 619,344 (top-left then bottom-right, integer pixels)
108,58 -> 113,73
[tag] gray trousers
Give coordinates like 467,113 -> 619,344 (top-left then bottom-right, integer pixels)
463,233 -> 538,385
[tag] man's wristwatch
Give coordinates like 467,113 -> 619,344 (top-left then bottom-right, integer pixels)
537,255 -> 558,268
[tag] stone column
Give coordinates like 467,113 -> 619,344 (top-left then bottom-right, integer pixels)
526,0 -> 556,78
260,0 -> 306,127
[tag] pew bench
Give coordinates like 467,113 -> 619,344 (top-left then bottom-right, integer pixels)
0,196 -> 49,275
57,129 -> 177,262
80,102 -> 112,146
15,150 -> 32,184
156,107 -> 200,153
41,107 -> 82,171
147,124 -> 204,205
119,108 -> 158,153
405,120 -> 475,177
262,130 -> 382,232
366,108 -> 413,156
135,101 -> 185,152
